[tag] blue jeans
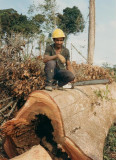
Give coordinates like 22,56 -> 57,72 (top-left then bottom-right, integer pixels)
44,60 -> 75,87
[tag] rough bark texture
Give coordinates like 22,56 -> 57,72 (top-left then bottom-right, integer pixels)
2,83 -> 116,160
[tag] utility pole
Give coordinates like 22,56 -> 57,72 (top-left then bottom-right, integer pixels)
87,0 -> 95,65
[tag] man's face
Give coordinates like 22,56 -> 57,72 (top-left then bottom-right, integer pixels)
54,38 -> 64,48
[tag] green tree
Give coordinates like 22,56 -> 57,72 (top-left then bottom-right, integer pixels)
28,0 -> 57,34
28,0 -> 57,52
0,8 -> 43,44
57,6 -> 85,38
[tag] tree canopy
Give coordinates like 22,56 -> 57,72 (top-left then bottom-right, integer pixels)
57,6 -> 85,37
28,0 -> 57,34
0,2 -> 85,47
0,8 -> 43,39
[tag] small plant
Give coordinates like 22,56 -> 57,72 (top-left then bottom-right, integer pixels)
94,85 -> 111,100
103,123 -> 116,160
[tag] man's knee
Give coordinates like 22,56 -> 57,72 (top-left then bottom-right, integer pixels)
69,72 -> 75,81
45,60 -> 56,68
44,60 -> 56,76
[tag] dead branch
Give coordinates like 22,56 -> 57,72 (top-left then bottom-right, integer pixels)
0,97 -> 13,104
72,62 -> 113,82
0,101 -> 13,113
4,102 -> 17,118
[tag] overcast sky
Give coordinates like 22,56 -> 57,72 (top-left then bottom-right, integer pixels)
0,0 -> 116,66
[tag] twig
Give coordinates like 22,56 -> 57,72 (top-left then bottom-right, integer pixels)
0,101 -> 13,112
4,101 -> 17,118
71,43 -> 87,61
0,112 -> 5,125
0,97 -> 12,103
0,111 -> 5,117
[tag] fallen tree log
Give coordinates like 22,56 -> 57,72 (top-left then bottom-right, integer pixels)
2,82 -> 116,160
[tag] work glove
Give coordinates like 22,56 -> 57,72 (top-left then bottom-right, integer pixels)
57,54 -> 66,64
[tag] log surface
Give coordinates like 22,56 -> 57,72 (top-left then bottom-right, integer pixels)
46,83 -> 116,160
2,83 -> 116,160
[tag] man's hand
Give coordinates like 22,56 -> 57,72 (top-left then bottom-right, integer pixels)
57,54 -> 66,64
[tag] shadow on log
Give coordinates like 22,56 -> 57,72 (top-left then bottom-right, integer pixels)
1,82 -> 116,160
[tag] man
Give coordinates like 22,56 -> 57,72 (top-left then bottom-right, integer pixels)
43,28 -> 75,91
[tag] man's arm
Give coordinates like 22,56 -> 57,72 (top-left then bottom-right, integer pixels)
43,45 -> 58,63
43,55 -> 58,63
43,53 -> 66,64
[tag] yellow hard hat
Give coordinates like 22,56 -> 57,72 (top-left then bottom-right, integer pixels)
52,28 -> 65,38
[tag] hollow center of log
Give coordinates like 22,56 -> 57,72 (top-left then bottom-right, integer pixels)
35,114 -> 54,141
7,114 -> 71,159
33,114 -> 71,160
